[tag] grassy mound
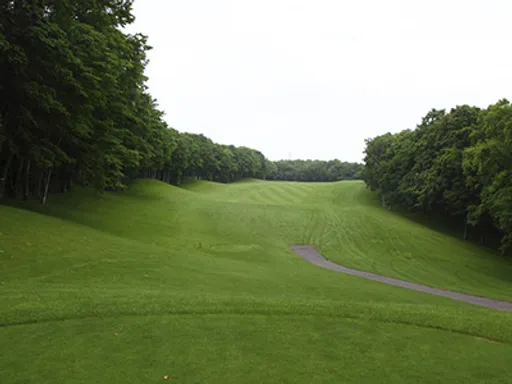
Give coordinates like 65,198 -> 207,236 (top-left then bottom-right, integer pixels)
1,179 -> 511,383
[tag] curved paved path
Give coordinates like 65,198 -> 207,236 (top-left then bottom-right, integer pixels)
291,245 -> 512,311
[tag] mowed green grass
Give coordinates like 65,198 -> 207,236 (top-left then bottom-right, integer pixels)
1,179 -> 512,383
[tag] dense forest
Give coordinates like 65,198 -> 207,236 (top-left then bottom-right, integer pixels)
363,101 -> 512,255
0,1 -> 362,205
267,160 -> 362,182
0,1 -> 270,202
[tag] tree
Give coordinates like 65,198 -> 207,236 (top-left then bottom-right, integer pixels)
363,101 -> 512,254
269,159 -> 363,182
463,100 -> 512,253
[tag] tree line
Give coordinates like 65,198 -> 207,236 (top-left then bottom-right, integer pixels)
266,160 -> 363,182
0,1 -> 276,204
363,101 -> 512,254
0,1 -> 362,205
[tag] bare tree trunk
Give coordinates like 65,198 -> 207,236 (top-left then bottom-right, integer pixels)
60,171 -> 68,193
66,169 -> 73,192
23,160 -> 31,200
15,157 -> 24,199
36,170 -> 44,199
0,152 -> 13,199
463,214 -> 469,241
41,166 -> 52,205
380,194 -> 388,210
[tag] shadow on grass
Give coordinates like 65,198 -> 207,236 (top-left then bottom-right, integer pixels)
387,205 -> 505,257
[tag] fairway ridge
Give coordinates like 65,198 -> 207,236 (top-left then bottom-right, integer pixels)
291,245 -> 512,311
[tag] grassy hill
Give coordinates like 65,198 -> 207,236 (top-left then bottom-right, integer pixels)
1,179 -> 512,383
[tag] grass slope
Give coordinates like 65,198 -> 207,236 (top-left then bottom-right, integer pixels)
1,179 -> 512,383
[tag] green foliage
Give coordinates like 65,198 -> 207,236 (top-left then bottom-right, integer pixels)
364,102 -> 512,254
0,0 -> 271,203
463,100 -> 512,252
268,159 -> 363,182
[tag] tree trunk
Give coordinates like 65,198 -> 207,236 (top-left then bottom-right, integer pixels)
463,215 -> 469,241
66,170 -> 73,192
41,166 -> 53,205
0,152 -> 13,199
36,170 -> 44,199
61,172 -> 68,193
15,157 -> 25,199
380,194 -> 388,210
23,160 -> 31,200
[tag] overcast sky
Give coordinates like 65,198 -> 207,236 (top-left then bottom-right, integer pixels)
128,0 -> 512,162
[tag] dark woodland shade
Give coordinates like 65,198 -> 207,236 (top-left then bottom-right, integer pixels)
363,102 -> 512,254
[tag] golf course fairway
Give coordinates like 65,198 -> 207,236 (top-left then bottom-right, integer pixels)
1,179 -> 512,383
